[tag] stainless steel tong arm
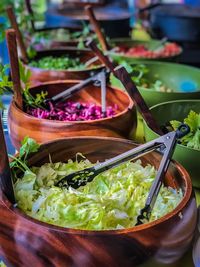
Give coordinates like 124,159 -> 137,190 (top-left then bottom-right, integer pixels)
46,69 -> 107,104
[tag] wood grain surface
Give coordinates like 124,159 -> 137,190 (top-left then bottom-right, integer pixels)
6,6 -> 29,63
0,137 -> 197,267
6,29 -> 23,110
85,5 -> 109,51
24,0 -> 35,31
8,80 -> 136,149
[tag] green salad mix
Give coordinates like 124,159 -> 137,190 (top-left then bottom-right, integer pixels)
29,56 -> 86,71
30,24 -> 94,49
14,153 -> 183,230
170,110 -> 200,150
0,63 -> 13,108
110,62 -> 172,92
0,62 -> 46,109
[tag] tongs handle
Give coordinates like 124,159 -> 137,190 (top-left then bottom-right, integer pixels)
136,124 -> 190,225
95,124 -> 188,174
57,124 -> 189,196
45,69 -> 108,104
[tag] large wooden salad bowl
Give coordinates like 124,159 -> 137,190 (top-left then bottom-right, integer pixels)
8,81 -> 136,149
25,48 -> 103,84
0,137 -> 197,267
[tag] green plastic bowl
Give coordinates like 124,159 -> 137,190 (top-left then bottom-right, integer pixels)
110,61 -> 200,107
143,99 -> 200,188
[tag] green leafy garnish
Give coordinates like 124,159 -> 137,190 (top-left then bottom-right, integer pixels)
29,23 -> 95,50
19,61 -> 47,108
0,61 -> 47,109
0,63 -> 13,109
29,55 -> 86,71
9,136 -> 40,182
0,260 -> 7,267
0,0 -> 46,42
110,61 -> 172,92
170,110 -> 200,150
19,61 -> 31,88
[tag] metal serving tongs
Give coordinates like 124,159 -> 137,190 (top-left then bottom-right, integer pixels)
43,68 -> 110,106
56,124 -> 190,225
86,39 -> 164,135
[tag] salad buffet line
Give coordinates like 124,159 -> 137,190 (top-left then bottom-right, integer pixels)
0,2 -> 200,267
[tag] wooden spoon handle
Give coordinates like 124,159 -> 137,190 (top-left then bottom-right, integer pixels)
0,114 -> 16,204
85,5 -> 109,51
86,39 -> 115,71
87,40 -> 163,135
6,29 -> 23,110
6,6 -> 28,64
24,0 -> 35,31
113,66 -> 163,135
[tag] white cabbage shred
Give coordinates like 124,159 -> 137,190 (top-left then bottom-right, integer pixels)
14,158 -> 183,230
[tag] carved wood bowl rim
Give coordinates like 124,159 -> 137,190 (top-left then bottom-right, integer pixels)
11,80 -> 135,124
1,137 -> 193,235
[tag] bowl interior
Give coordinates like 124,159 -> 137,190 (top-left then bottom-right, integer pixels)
110,61 -> 200,107
146,100 -> 200,126
0,137 -> 195,267
111,61 -> 200,93
27,137 -> 187,194
27,49 -> 101,70
143,100 -> 200,188
112,39 -> 175,48
110,39 -> 182,59
29,81 -> 131,115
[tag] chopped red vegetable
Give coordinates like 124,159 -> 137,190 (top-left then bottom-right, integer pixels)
117,43 -> 181,58
26,101 -> 118,121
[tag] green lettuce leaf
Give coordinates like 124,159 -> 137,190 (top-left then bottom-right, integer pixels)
170,110 -> 200,150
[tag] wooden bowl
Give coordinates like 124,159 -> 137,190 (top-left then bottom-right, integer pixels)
8,80 -> 136,149
0,137 -> 197,267
25,48 -> 103,84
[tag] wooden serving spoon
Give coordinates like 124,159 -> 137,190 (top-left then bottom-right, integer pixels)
6,29 -> 23,110
0,114 -> 16,204
24,0 -> 36,31
6,29 -> 108,113
85,5 -> 110,51
6,6 -> 29,64
87,39 -> 163,135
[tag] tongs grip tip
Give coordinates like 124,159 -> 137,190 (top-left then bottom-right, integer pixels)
176,124 -> 190,139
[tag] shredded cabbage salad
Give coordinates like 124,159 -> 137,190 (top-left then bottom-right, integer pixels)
14,157 -> 183,230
